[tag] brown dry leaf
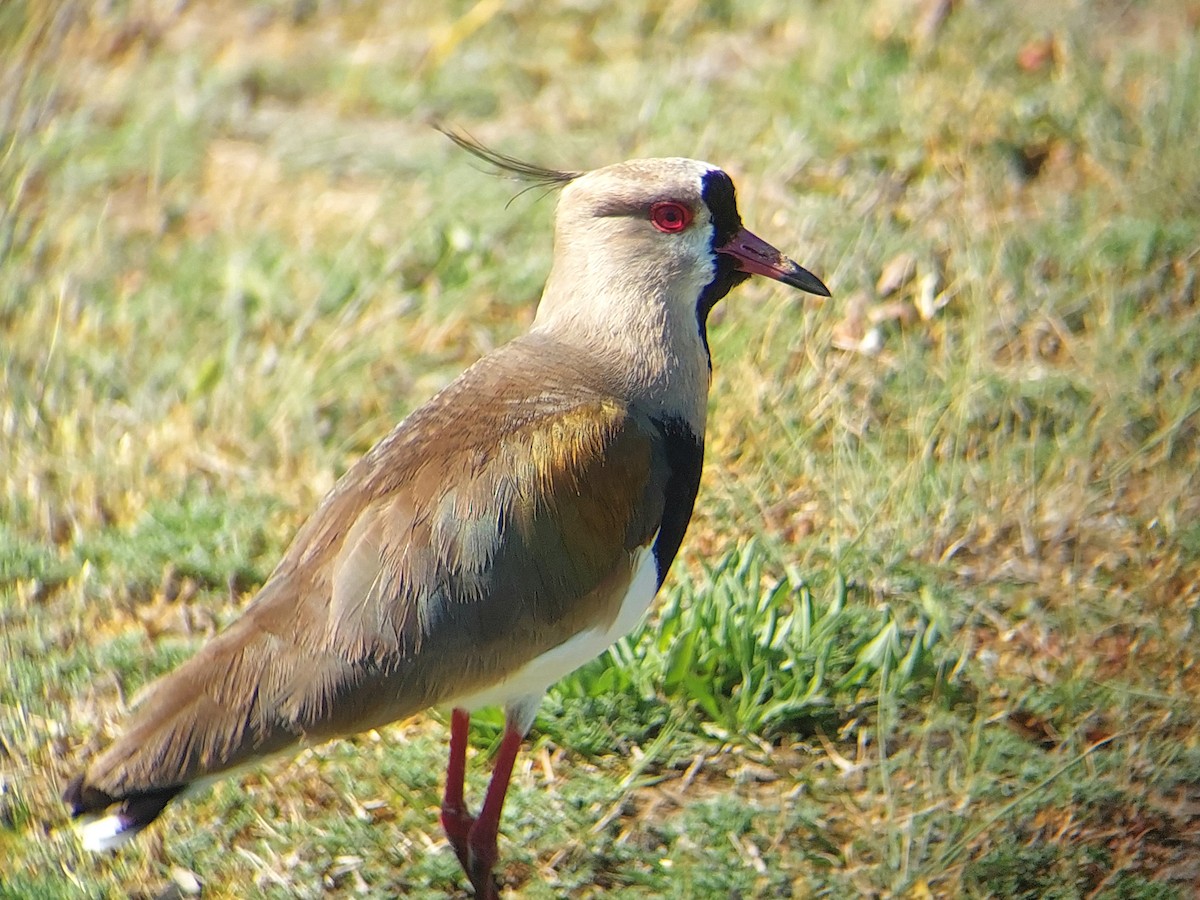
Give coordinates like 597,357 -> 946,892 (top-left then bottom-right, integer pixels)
868,299 -> 915,326
876,252 -> 917,297
832,290 -> 884,355
914,0 -> 956,48
169,866 -> 203,896
1017,33 -> 1058,72
914,271 -> 948,320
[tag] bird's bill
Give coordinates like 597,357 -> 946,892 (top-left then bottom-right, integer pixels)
717,226 -> 831,297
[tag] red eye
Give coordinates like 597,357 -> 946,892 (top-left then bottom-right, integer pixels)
649,201 -> 693,233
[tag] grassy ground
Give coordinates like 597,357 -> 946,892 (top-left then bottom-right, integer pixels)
3,1 -> 1199,897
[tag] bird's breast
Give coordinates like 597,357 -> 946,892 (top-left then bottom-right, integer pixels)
442,540 -> 660,715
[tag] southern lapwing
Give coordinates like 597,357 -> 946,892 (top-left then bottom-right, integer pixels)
63,131 -> 830,898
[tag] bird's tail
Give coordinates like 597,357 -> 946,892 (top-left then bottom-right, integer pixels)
62,776 -> 184,851
60,607 -> 301,851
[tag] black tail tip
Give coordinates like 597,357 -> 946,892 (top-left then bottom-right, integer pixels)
65,779 -> 186,852
63,773 -> 114,817
63,773 -> 181,828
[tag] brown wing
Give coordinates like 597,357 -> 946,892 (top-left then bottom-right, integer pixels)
73,337 -> 683,804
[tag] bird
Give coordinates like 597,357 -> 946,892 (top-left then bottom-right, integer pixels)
63,129 -> 830,898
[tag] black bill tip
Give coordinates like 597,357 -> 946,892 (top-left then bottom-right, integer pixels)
780,261 -> 831,297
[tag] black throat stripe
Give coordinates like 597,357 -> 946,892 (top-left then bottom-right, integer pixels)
649,416 -> 705,588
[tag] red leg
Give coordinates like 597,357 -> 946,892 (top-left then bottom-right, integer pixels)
440,707 -> 473,871
464,720 -> 524,899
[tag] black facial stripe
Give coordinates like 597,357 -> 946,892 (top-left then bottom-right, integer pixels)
695,261 -> 750,369
698,256 -> 749,321
695,170 -> 751,365
700,169 -> 743,248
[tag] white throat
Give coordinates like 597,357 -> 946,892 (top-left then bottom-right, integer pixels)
532,223 -> 716,431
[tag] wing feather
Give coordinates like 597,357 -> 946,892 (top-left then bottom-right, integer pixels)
74,337 -> 692,803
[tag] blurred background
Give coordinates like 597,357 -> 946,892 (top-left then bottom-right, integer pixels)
3,1 -> 1199,897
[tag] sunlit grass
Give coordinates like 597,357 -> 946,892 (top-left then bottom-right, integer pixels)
3,0 -> 1199,897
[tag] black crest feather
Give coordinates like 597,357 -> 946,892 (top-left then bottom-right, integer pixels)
435,124 -> 579,190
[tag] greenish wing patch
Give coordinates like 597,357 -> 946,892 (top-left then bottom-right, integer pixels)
431,399 -> 665,638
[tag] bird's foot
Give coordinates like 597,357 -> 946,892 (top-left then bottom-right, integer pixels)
465,822 -> 501,900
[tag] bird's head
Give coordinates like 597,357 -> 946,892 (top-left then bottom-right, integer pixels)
438,128 -> 828,333
546,156 -> 829,326
439,127 -> 829,419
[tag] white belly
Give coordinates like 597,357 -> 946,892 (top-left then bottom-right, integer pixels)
446,542 -> 660,730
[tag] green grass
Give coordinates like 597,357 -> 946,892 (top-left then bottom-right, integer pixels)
4,1 -> 1200,897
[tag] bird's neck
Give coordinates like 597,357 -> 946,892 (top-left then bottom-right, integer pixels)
531,265 -> 713,434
